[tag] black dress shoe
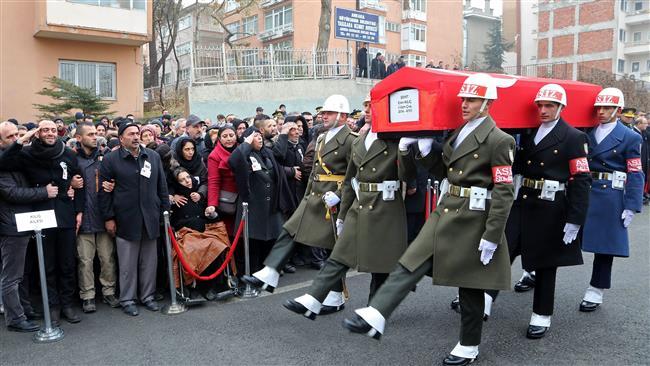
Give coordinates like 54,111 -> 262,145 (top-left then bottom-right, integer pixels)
283,264 -> 296,274
514,276 -> 536,292
450,296 -> 461,314
143,300 -> 160,312
62,307 -> 81,323
311,261 -> 326,270
241,275 -> 275,293
25,310 -> 44,320
7,320 -> 40,333
443,354 -> 475,366
82,299 -> 96,313
320,304 -> 345,315
283,299 -> 317,320
122,304 -> 139,316
526,325 -> 548,339
153,292 -> 164,302
342,314 -> 381,340
579,300 -> 600,312
50,308 -> 61,327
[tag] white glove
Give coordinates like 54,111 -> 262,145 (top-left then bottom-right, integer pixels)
398,137 -> 418,152
621,209 -> 634,228
562,223 -> 580,245
478,239 -> 498,265
323,191 -> 340,207
336,218 -> 344,236
417,138 -> 435,157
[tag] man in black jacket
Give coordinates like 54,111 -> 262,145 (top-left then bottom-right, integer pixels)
99,122 -> 170,316
0,122 -> 54,332
74,123 -> 119,313
356,43 -> 368,78
0,120 -> 85,325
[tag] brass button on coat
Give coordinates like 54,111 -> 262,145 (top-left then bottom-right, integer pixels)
553,149 -> 558,154
444,208 -> 449,213
522,195 -> 528,199
473,154 -> 479,159
527,160 -> 531,165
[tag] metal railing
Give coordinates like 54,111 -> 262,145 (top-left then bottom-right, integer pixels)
192,45 -> 353,84
500,62 -> 571,79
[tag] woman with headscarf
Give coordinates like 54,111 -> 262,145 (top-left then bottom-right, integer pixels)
170,137 -> 207,207
206,125 -> 238,235
201,126 -> 220,162
228,127 -> 296,272
231,119 -> 248,144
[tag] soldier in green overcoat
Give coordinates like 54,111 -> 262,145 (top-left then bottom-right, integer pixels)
242,94 -> 357,313
343,73 -> 516,366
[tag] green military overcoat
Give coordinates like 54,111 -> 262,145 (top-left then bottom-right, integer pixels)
399,116 -> 515,291
283,125 -> 356,250
329,132 -> 408,273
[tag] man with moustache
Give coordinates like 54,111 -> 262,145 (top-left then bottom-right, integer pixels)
98,122 -> 170,316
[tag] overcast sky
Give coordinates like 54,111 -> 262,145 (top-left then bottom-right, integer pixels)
181,0 -> 503,16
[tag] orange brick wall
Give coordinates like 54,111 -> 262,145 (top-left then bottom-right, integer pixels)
538,38 -> 549,59
578,29 -> 613,54
552,34 -> 574,57
539,11 -> 550,32
578,0 -> 615,25
553,6 -> 575,29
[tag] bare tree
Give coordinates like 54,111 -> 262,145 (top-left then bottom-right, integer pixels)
148,0 -> 183,92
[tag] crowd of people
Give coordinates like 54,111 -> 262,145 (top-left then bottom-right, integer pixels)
0,76 -> 648,365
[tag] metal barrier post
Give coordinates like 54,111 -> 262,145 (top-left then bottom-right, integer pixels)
433,180 -> 440,210
161,211 -> 187,315
241,202 -> 258,298
425,178 -> 432,216
33,229 -> 64,343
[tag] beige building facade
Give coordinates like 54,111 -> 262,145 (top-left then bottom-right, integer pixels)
1,0 -> 152,122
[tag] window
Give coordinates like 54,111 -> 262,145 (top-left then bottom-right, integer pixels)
411,24 -> 426,42
225,0 -> 239,12
163,72 -> 172,85
264,6 -> 292,31
175,42 -> 192,56
618,59 -> 625,73
242,15 -> 258,36
632,62 -> 640,72
178,15 -> 192,31
619,29 -> 626,42
68,0 -> 145,11
404,0 -> 426,12
633,32 -> 642,42
404,54 -> 425,67
226,21 -> 241,35
386,21 -> 401,33
59,60 -> 116,99
634,1 -> 643,11
620,0 -> 627,11
179,68 -> 190,81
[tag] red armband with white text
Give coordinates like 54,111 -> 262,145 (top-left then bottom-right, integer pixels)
627,158 -> 642,172
569,157 -> 590,175
492,166 -> 513,184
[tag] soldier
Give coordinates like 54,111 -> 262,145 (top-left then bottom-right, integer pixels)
480,84 -> 592,339
579,88 -> 644,312
283,102 -> 408,319
343,73 -> 516,366
619,107 -> 636,128
242,95 -> 357,313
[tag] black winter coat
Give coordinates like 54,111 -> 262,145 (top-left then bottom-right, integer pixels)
76,147 -> 109,233
99,147 -> 170,241
0,170 -> 50,236
272,134 -> 306,204
0,141 -> 84,229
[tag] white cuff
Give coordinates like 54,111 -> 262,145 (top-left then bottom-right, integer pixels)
450,342 -> 479,359
583,286 -> 604,304
355,306 -> 385,334
322,291 -> 345,307
253,266 -> 280,288
295,294 -> 322,315
484,292 -> 493,317
530,313 -> 551,327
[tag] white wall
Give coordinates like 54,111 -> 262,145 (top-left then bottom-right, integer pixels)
520,0 -> 538,66
46,0 -> 148,35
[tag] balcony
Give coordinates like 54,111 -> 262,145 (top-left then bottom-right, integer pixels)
258,25 -> 294,41
625,8 -> 650,25
260,0 -> 286,8
624,40 -> 650,55
402,9 -> 426,22
359,0 -> 387,12
35,0 -> 150,46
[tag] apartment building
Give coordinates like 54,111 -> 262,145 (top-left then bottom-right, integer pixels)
155,0 -> 462,83
531,0 -> 650,81
0,0 -> 152,122
463,0 -> 501,69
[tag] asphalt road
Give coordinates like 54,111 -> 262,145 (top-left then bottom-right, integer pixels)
1,209 -> 648,365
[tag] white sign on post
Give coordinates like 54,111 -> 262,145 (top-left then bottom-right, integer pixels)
389,89 -> 419,123
15,210 -> 58,232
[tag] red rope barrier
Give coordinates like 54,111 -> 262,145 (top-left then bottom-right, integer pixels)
169,218 -> 244,281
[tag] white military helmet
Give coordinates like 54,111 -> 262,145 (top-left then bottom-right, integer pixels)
321,94 -> 351,114
535,83 -> 567,106
594,87 -> 625,108
457,73 -> 498,100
